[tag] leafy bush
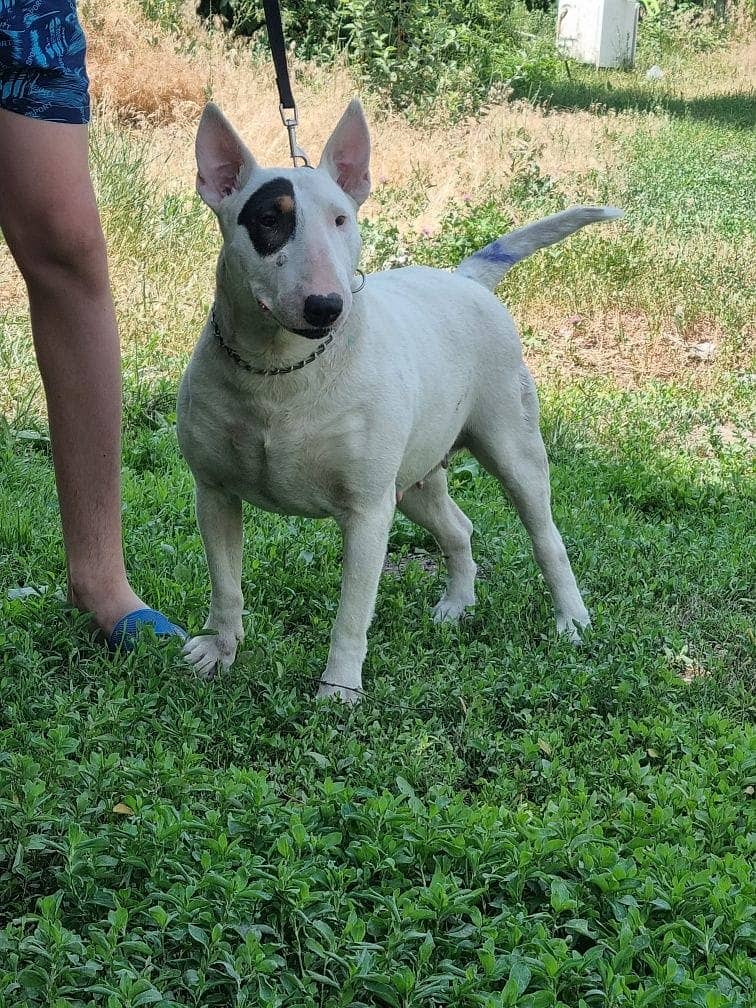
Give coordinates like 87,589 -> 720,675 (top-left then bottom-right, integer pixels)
641,0 -> 735,16
196,0 -> 561,117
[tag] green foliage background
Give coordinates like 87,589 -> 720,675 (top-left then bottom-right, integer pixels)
193,0 -> 560,115
132,1 -> 749,116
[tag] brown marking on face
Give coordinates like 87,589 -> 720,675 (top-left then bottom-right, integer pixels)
276,194 -> 294,213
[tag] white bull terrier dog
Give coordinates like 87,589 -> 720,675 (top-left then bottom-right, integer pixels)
177,99 -> 622,700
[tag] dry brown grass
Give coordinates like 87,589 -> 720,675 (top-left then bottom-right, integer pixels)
1,1 -> 623,313
519,307 -> 752,388
76,1 -> 623,225
81,0 -> 205,123
78,1 -> 752,229
0,253 -> 25,310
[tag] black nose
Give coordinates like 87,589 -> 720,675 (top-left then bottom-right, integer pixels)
303,292 -> 343,328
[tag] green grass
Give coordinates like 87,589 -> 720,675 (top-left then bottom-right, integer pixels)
1,380 -> 753,1006
367,106 -> 756,352
1,12 -> 755,1007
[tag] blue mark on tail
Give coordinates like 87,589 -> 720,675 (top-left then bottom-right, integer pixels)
472,238 -> 520,266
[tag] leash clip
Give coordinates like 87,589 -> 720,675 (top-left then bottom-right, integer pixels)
279,104 -> 311,168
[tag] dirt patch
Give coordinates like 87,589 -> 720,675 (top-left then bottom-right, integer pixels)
0,257 -> 26,311
683,421 -> 756,459
522,309 -> 753,387
383,549 -> 440,578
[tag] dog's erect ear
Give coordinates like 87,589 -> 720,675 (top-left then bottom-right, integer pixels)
195,102 -> 256,210
319,99 -> 371,207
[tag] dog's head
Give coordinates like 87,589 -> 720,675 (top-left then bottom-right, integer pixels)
195,100 -> 370,339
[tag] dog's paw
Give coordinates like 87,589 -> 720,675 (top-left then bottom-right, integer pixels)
316,680 -> 364,705
432,594 -> 473,623
556,611 -> 590,643
183,633 -> 238,679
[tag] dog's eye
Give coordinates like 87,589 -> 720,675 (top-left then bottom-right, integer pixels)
335,215 -> 347,227
259,213 -> 277,228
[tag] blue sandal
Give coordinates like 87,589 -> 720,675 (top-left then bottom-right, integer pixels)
107,608 -> 187,652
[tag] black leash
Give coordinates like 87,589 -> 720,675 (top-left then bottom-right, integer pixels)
262,0 -> 310,167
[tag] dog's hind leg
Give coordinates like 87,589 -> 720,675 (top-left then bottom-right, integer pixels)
467,368 -> 589,640
398,467 -> 477,622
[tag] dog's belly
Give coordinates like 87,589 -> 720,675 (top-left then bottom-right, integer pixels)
392,382 -> 472,492
211,386 -> 467,512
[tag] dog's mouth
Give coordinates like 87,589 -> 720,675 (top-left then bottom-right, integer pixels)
289,326 -> 332,340
256,298 -> 332,341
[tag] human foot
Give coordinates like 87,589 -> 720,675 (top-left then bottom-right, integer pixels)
68,581 -> 185,649
107,608 -> 187,652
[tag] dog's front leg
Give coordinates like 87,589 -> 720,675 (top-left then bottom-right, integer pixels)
183,481 -> 244,678
318,493 -> 395,703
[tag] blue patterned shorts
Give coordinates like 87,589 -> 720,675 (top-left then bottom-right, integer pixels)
0,0 -> 90,124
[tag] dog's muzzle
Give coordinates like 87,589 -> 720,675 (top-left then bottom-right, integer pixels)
303,293 -> 343,329
256,298 -> 334,340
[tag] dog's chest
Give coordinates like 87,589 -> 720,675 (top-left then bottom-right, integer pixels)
202,399 -> 363,518
220,412 -> 312,512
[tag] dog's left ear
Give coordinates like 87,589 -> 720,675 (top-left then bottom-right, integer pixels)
319,99 -> 371,207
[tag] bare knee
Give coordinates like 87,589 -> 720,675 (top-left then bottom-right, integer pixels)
5,204 -> 109,293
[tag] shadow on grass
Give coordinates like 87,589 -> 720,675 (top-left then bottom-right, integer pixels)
515,76 -> 755,129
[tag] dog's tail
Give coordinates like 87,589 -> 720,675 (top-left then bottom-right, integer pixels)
455,205 -> 623,291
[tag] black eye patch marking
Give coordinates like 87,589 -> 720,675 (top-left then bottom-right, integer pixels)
237,177 -> 296,257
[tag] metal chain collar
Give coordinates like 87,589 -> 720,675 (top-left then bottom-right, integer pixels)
210,308 -> 334,376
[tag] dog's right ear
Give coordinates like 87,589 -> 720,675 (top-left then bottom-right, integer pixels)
195,103 -> 256,210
